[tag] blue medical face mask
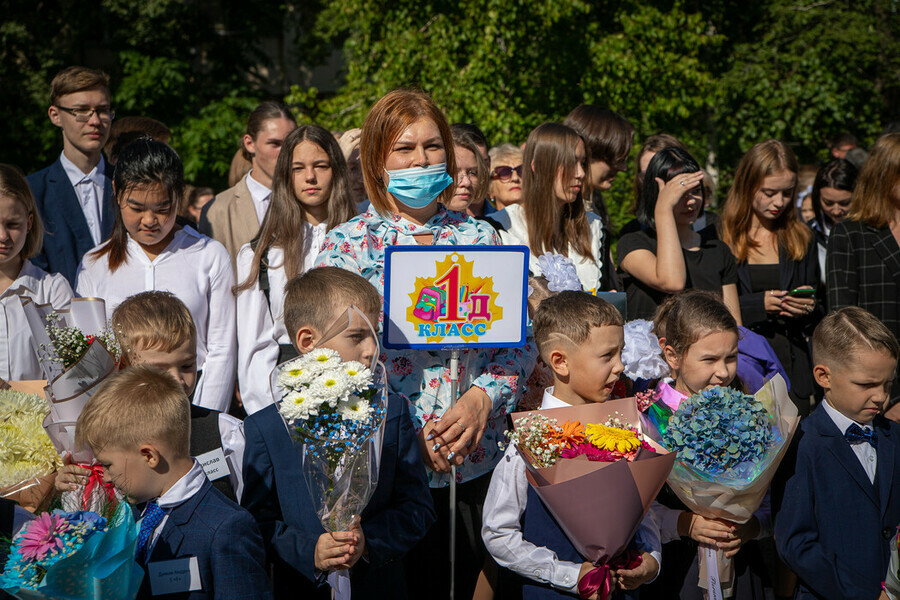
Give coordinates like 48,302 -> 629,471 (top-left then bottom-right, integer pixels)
384,163 -> 454,209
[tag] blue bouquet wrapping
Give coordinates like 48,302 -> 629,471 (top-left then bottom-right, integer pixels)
641,374 -> 799,598
0,502 -> 143,599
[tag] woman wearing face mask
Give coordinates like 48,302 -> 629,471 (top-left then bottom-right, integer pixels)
720,139 -> 822,417
315,89 -> 536,600
618,147 -> 741,322
808,159 -> 857,286
489,123 -> 607,293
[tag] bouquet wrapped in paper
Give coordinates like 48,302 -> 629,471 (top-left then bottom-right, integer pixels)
640,374 -> 799,598
19,297 -> 121,512
508,398 -> 675,597
0,382 -> 61,513
274,306 -> 386,597
0,501 -> 142,599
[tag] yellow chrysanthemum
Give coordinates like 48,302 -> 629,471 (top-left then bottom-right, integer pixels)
585,423 -> 641,454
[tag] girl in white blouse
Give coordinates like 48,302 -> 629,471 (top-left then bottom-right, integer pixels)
0,164 -> 73,379
75,139 -> 236,412
233,125 -> 357,414
489,123 -> 607,292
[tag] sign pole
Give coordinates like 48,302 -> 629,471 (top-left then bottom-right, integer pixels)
448,346 -> 460,600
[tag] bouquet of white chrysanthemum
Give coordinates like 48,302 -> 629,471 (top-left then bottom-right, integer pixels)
0,388 -> 62,512
276,348 -> 387,533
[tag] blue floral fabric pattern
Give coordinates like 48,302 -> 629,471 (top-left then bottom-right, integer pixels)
315,205 -> 537,487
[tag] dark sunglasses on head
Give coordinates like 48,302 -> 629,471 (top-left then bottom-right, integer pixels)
492,164 -> 523,182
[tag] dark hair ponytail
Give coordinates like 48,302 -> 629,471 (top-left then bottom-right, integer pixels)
91,138 -> 184,272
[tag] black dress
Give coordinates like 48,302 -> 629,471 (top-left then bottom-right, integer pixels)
617,225 -> 738,320
736,235 -> 823,417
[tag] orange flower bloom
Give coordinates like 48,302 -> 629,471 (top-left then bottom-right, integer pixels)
548,420 -> 586,450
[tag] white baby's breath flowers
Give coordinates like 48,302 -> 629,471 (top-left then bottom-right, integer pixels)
338,395 -> 373,422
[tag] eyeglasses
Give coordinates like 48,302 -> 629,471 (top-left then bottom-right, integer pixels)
55,105 -> 115,122
492,164 -> 523,182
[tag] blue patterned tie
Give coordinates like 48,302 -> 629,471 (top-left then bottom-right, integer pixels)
845,423 -> 877,448
136,501 -> 166,562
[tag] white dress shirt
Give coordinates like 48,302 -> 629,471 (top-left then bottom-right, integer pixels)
143,459 -> 209,555
482,387 -> 662,593
75,226 -> 236,412
244,171 -> 272,225
0,260 -> 73,379
490,203 -> 606,292
822,399 -> 877,483
235,223 -> 328,415
60,152 -> 107,245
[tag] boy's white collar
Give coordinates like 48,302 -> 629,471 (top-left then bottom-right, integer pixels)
540,387 -> 572,409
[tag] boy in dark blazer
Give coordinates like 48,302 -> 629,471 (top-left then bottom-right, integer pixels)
76,366 -> 272,600
241,267 -> 435,599
27,66 -> 115,286
776,307 -> 900,600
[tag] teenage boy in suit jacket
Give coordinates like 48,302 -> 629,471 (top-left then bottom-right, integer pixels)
242,268 -> 435,599
27,66 -> 115,286
776,307 -> 900,600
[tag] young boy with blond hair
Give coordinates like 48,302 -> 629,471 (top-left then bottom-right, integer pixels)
776,306 -> 900,599
241,266 -> 435,599
56,291 -> 244,501
76,366 -> 271,599
482,291 -> 661,598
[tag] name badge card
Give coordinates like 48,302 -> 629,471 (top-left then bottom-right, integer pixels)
196,448 -> 229,481
384,246 -> 529,349
148,556 -> 202,595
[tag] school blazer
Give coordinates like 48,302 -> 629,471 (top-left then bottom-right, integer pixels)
241,395 -> 436,600
198,177 -> 259,272
775,405 -> 900,600
26,158 -> 114,286
139,477 -> 273,600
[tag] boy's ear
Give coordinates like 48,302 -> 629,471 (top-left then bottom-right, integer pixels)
139,444 -> 162,469
663,344 -> 680,372
547,347 -> 570,378
48,105 -> 62,127
295,326 -> 319,354
813,364 -> 832,390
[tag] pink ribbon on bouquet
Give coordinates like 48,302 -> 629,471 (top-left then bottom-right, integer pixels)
78,463 -> 117,508
577,550 -> 642,600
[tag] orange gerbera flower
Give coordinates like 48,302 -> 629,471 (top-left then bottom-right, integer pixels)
548,420 -> 586,450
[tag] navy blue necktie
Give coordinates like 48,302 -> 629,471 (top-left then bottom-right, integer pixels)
845,423 -> 877,449
136,501 -> 166,562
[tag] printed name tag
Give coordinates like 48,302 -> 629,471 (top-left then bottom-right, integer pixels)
148,556 -> 202,595
196,448 -> 229,481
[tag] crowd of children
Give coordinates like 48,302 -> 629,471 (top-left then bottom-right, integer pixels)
2,64 -> 900,600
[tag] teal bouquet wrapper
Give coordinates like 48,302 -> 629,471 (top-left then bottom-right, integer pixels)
1,501 -> 143,599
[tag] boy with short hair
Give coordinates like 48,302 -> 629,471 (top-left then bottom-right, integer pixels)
55,291 -> 244,501
241,266 -> 435,599
27,66 -> 116,285
482,291 -> 661,598
76,366 -> 271,600
776,306 -> 900,599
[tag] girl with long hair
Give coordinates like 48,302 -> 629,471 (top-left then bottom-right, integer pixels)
234,125 -> 357,415
490,122 -> 607,292
720,139 -> 820,416
76,139 -> 236,412
808,159 -> 857,285
827,132 -> 900,408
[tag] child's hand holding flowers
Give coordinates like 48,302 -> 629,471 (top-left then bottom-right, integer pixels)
616,552 -> 660,590
678,513 -> 761,558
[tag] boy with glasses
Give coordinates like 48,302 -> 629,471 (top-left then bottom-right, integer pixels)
26,66 -> 116,285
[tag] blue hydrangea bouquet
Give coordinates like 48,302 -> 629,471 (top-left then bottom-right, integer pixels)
641,374 -> 800,597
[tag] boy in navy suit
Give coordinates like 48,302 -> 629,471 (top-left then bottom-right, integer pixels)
76,366 -> 272,600
241,267 -> 435,599
776,306 -> 900,599
27,66 -> 115,285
